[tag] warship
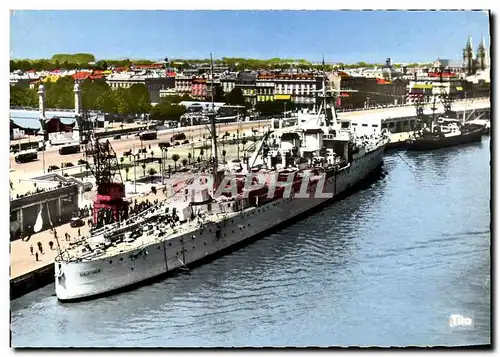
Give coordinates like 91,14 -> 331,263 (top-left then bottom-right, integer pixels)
54,76 -> 390,302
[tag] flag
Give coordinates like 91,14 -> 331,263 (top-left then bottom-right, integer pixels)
33,203 -> 44,233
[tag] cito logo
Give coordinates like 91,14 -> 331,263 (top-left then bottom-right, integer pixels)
449,314 -> 473,328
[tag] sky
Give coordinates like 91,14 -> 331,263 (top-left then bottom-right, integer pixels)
10,10 -> 490,63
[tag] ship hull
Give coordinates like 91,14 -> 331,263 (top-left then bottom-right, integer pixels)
55,144 -> 386,302
405,127 -> 484,151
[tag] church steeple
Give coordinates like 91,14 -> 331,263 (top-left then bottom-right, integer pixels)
466,36 -> 473,49
463,36 -> 475,74
476,36 -> 488,71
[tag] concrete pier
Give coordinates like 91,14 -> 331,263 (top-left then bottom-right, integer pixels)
9,175 -> 194,300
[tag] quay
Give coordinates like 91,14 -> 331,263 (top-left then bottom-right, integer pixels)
9,98 -> 490,300
9,175 -> 188,300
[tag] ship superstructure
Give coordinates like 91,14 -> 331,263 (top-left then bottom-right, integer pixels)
54,70 -> 390,302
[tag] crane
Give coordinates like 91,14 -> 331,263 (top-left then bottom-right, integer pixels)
77,111 -> 128,226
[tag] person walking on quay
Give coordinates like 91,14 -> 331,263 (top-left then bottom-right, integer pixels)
78,228 -> 81,237
35,252 -> 39,261
30,245 -> 33,255
49,241 -> 54,250
37,241 -> 42,252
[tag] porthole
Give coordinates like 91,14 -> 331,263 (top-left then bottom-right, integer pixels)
120,257 -> 123,261
169,242 -> 172,246
192,246 -> 195,249
131,267 -> 134,271
109,260 -> 112,264
204,242 -> 207,245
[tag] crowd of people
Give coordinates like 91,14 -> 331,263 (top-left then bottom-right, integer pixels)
128,198 -> 156,216
12,181 -> 74,200
73,204 -> 93,219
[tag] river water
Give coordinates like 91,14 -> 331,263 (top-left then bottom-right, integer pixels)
11,137 -> 491,347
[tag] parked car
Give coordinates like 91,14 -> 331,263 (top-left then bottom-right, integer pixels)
172,132 -> 186,141
48,165 -> 60,172
174,142 -> 180,146
182,139 -> 189,145
158,142 -> 171,149
61,162 -> 74,168
113,134 -> 122,140
70,217 -> 84,228
77,159 -> 88,165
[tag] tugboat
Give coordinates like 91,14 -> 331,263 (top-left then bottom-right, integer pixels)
406,94 -> 485,151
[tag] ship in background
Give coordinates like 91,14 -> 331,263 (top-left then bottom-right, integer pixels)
53,60 -> 390,302
406,79 -> 486,151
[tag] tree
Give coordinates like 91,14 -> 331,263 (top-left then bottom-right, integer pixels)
148,168 -> 157,183
150,98 -> 186,121
226,88 -> 245,106
96,60 -> 108,70
129,83 -> 151,114
213,85 -> 225,103
10,86 -> 37,107
114,88 -> 132,115
94,89 -> 116,113
51,53 -> 95,64
172,154 -> 180,169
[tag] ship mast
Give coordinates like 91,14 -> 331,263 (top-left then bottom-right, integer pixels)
209,53 -> 219,187
431,94 -> 437,133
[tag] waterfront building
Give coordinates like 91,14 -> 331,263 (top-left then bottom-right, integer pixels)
106,72 -> 174,103
10,173 -> 88,240
235,72 -> 257,106
175,75 -> 194,94
272,73 -> 321,108
191,78 -> 208,99
220,74 -> 237,93
329,72 -> 408,109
